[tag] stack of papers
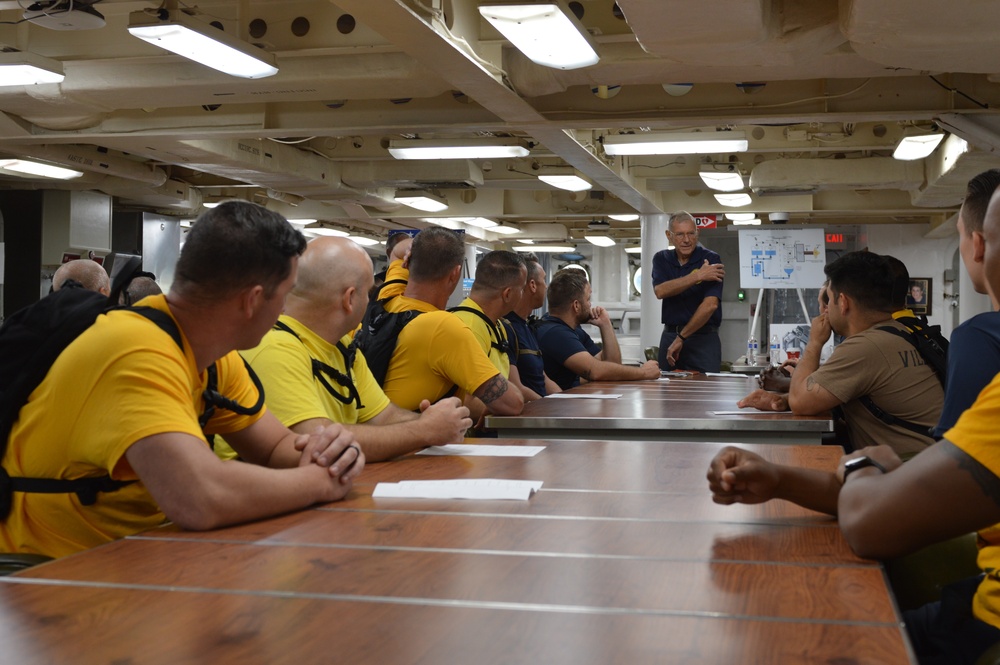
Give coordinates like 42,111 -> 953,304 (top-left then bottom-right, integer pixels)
545,393 -> 621,399
372,479 -> 543,500
416,444 -> 544,457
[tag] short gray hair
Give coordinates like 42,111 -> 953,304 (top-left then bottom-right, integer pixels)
668,211 -> 697,232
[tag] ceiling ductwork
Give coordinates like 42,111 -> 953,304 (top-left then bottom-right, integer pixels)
750,157 -> 925,196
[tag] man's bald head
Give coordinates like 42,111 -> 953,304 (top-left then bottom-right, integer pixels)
293,236 -> 373,306
52,259 -> 110,295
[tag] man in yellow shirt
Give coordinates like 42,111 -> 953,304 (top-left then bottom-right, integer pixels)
219,236 -> 471,462
0,201 -> 364,558
379,227 -> 524,417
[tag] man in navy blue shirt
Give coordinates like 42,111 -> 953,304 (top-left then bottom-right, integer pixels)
503,253 -> 561,398
651,211 -> 725,372
536,268 -> 660,390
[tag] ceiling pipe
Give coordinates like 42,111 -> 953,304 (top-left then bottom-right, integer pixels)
0,144 -> 168,186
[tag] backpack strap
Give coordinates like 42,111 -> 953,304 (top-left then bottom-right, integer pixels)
858,395 -> 934,439
272,320 -> 365,410
448,305 -> 511,355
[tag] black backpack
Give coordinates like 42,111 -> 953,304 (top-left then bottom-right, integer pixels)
271,320 -> 364,409
0,285 -> 264,520
355,296 -> 423,386
858,316 -> 949,440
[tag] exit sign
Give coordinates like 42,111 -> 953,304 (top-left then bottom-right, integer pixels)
825,233 -> 844,243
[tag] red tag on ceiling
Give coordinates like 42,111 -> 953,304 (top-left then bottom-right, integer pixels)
693,214 -> 717,229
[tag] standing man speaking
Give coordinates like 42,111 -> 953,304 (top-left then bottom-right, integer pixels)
651,211 -> 725,372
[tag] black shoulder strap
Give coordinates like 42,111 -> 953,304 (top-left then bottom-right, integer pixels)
858,395 -> 934,439
272,321 -> 364,410
448,305 -> 510,355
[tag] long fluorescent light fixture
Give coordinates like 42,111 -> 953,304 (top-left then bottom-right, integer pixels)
624,246 -> 642,254
609,214 -> 639,222
388,138 -> 529,160
603,131 -> 748,156
538,173 -> 592,192
479,3 -> 599,70
699,168 -> 745,192
305,227 -> 350,237
349,236 -> 380,247
732,218 -> 762,226
0,158 -> 82,179
394,192 -> 449,212
464,217 -> 498,229
714,192 -> 753,207
0,52 -> 64,86
893,132 -> 946,161
585,234 -> 616,247
725,213 -> 756,221
492,225 -> 521,235
514,245 -> 573,253
127,9 -> 278,79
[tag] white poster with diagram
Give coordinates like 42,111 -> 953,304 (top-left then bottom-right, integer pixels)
769,323 -> 837,364
738,228 -> 826,289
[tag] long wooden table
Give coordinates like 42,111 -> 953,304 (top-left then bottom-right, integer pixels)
0,439 -> 911,664
487,375 -> 834,444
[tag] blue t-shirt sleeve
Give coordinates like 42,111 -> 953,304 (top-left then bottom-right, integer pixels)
935,320 -> 1000,437
538,323 -> 589,363
650,251 -> 669,286
576,327 -> 600,355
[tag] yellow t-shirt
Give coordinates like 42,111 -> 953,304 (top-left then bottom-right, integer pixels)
945,373 -> 1000,630
451,297 -> 511,378
215,315 -> 391,460
382,295 -> 500,411
0,295 -> 264,558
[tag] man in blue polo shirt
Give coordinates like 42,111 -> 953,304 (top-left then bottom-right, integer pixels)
651,211 -> 725,372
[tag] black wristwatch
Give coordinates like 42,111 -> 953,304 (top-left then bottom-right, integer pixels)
842,455 -> 887,481
677,332 -> 687,341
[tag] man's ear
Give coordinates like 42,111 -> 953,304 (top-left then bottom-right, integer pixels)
342,286 -> 356,314
973,230 -> 987,263
241,285 -> 266,319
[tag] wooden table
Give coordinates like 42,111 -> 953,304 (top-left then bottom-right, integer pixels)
0,439 -> 911,664
487,375 -> 834,444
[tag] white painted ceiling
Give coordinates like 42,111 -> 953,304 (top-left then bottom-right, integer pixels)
2,0 -> 1000,246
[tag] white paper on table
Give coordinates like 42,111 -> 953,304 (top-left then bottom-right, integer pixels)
711,409 -> 792,415
704,372 -> 750,378
657,377 -> 671,382
545,393 -> 622,399
417,444 -> 545,457
372,479 -> 543,500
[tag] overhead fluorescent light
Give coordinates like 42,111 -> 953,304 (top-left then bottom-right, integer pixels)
0,51 -> 65,86
538,173 -> 592,192
517,238 -> 535,244
394,192 -> 449,212
585,235 -> 616,247
0,158 -> 82,180
127,9 -> 278,79
514,245 -> 573,253
714,192 -> 753,207
624,246 -> 642,254
349,236 -> 380,246
609,214 -> 639,222
201,201 -> 222,208
892,131 -> 946,161
492,225 -> 521,235
732,218 -> 762,226
699,168 -> 745,192
725,213 -> 756,221
306,227 -> 350,237
479,3 -> 599,70
464,217 -> 498,229
388,138 -> 529,160
285,218 -> 315,226
603,131 -> 748,156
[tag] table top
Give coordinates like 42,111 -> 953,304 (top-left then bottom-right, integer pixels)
486,375 -> 833,438
0,439 -> 911,664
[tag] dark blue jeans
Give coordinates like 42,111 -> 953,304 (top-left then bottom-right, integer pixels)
658,327 -> 721,373
904,574 -> 1000,664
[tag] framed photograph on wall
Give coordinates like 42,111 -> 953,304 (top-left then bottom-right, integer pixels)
906,277 -> 932,316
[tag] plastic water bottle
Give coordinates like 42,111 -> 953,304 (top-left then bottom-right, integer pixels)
769,334 -> 781,367
746,336 -> 758,365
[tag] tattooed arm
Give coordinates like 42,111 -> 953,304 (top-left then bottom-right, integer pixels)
787,312 -> 841,415
839,440 -> 1000,559
472,373 -> 524,416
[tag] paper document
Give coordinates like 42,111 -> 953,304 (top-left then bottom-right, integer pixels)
546,393 -> 621,399
704,372 -> 750,378
372,479 -> 543,500
711,409 -> 792,415
417,444 -> 544,457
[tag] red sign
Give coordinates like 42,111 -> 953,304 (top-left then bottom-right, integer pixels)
693,214 -> 717,229
825,233 -> 844,243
